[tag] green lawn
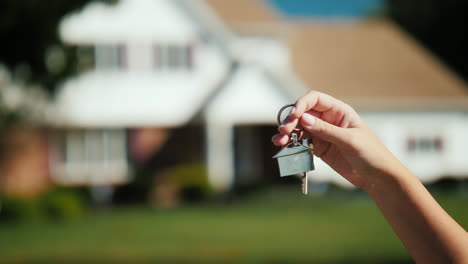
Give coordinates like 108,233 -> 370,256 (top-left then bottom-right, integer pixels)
0,187 -> 467,263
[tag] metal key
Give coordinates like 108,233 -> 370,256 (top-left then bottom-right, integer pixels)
302,173 -> 308,195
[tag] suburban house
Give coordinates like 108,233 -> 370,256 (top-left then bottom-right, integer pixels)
2,0 -> 468,197
48,0 -> 306,192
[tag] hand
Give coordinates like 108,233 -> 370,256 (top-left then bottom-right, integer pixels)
272,91 -> 404,191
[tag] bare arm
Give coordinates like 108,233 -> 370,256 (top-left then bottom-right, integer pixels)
368,162 -> 468,263
273,91 -> 468,263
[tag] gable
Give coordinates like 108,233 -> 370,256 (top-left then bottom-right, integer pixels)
204,0 -> 468,110
204,64 -> 297,124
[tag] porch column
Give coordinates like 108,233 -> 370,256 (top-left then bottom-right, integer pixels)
206,121 -> 234,192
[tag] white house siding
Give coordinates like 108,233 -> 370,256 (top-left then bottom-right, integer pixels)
204,65 -> 304,191
206,121 -> 234,192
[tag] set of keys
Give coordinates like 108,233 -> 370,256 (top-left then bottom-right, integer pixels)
273,104 -> 315,195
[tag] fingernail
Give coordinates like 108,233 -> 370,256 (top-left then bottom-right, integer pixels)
302,113 -> 316,126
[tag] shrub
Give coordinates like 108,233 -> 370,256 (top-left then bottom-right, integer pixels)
0,187 -> 87,223
149,163 -> 212,207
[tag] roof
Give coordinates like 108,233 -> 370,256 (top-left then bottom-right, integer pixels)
290,21 -> 468,98
204,0 -> 278,25
205,0 -> 468,110
272,144 -> 310,158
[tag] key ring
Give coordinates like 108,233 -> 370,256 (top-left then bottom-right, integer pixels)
277,104 -> 314,150
277,104 -> 302,147
277,104 -> 295,126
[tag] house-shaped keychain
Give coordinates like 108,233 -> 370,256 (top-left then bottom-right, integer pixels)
273,104 -> 315,194
273,134 -> 314,195
273,136 -> 314,177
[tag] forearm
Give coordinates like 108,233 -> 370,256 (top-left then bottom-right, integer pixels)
365,161 -> 468,263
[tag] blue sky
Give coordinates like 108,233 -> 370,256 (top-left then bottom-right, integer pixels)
268,0 -> 384,18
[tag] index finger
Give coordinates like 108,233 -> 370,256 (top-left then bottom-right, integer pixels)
289,91 -> 339,120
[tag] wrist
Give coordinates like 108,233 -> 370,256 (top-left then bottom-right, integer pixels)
362,159 -> 414,199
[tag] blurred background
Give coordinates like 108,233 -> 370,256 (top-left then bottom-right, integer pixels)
1,0 -> 468,263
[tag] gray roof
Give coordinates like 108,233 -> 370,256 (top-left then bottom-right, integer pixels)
272,145 -> 311,158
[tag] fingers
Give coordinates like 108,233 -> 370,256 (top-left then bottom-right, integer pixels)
278,109 -> 321,136
290,91 -> 340,120
274,112 -> 350,147
278,117 -> 299,135
312,137 -> 331,158
272,133 -> 289,146
300,112 -> 349,147
275,91 -> 361,147
290,91 -> 352,119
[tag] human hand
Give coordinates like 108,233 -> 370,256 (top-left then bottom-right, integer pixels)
272,91 -> 404,191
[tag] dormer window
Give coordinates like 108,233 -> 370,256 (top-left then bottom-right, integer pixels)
95,44 -> 127,70
153,44 -> 192,70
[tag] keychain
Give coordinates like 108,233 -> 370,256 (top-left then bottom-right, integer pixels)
273,104 -> 314,195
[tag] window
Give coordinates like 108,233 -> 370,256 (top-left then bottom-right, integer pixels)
153,44 -> 192,70
407,136 -> 444,153
64,130 -> 127,167
105,130 -> 126,163
76,45 -> 94,73
86,131 -> 104,164
65,132 -> 86,164
95,44 -> 127,69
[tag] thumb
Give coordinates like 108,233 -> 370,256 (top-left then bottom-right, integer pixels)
301,113 -> 349,146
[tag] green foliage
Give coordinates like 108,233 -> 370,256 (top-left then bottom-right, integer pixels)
385,0 -> 468,81
0,110 -> 20,127
0,0 -> 118,93
0,187 -> 87,223
166,163 -> 213,201
170,163 -> 210,190
0,197 -> 43,223
41,188 -> 87,221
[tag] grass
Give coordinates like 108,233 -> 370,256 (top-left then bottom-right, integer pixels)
0,186 -> 467,263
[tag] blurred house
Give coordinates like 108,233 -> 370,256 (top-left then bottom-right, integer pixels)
4,0 -> 467,195
207,0 -> 468,187
47,0 -> 305,192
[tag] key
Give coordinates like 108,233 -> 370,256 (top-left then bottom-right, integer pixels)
302,173 -> 308,195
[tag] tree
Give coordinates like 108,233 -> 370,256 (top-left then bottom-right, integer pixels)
0,0 -> 110,94
386,0 -> 468,82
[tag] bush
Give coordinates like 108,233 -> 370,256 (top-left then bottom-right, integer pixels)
41,188 -> 87,221
149,163 -> 212,207
0,197 -> 43,222
0,187 -> 87,223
